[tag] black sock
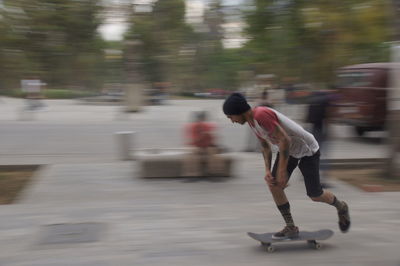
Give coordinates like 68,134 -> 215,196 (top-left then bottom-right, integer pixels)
331,196 -> 345,211
277,202 -> 295,227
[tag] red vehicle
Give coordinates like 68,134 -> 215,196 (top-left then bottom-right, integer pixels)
206,89 -> 232,99
332,63 -> 396,136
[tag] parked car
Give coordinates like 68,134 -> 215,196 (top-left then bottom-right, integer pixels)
331,63 -> 396,136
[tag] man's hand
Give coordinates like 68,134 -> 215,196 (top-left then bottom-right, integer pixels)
264,171 -> 277,187
276,171 -> 288,189
265,171 -> 289,189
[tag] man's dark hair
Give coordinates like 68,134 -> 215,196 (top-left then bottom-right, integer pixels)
223,93 -> 251,115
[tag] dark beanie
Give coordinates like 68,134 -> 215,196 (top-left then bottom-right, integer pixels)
223,93 -> 251,115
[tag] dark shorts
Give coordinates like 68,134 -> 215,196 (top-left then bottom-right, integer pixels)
271,150 -> 323,198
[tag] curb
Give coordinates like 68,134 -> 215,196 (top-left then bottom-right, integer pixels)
321,158 -> 387,169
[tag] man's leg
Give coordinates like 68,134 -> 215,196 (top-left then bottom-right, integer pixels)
270,155 -> 299,238
298,150 -> 351,233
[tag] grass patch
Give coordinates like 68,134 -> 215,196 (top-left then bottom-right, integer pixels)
170,95 -> 202,100
43,89 -> 97,99
0,165 -> 40,204
0,89 -> 25,98
328,168 -> 400,192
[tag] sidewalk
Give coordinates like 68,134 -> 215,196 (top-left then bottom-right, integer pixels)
0,154 -> 399,266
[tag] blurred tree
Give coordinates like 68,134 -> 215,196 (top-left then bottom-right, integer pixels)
0,0 -> 393,95
124,0 -> 244,94
190,0 -> 227,91
0,0 -> 105,91
103,41 -> 124,85
300,0 -> 391,83
243,0 -> 391,84
124,0 -> 195,89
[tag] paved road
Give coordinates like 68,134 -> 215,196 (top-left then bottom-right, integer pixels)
0,97 -> 388,164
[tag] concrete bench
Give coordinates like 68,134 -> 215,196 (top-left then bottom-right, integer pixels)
135,149 -> 234,178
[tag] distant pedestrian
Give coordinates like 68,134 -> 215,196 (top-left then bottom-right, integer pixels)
306,91 -> 330,147
21,78 -> 45,111
256,89 -> 274,108
306,90 -> 334,188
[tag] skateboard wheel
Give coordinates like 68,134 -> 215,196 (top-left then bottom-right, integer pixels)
266,246 -> 275,253
307,240 -> 321,249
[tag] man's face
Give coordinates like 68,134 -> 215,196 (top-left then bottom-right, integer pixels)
227,114 -> 246,125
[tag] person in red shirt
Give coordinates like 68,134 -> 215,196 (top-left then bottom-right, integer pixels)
223,93 -> 350,239
186,111 -> 216,148
183,111 -> 222,177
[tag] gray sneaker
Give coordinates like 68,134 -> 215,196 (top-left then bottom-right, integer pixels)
338,201 -> 351,233
272,226 -> 299,240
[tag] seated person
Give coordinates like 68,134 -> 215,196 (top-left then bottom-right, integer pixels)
183,111 -> 224,176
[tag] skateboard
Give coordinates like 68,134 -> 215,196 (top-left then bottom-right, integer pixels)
247,229 -> 334,252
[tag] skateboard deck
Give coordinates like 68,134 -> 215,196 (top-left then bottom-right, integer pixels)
247,229 -> 334,252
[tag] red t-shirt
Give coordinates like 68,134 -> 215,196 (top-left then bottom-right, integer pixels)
249,107 -> 280,144
185,122 -> 216,148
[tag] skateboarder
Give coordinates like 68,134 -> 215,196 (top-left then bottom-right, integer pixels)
223,93 -> 350,239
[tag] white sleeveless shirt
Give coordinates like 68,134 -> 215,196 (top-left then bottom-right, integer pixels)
249,107 -> 319,158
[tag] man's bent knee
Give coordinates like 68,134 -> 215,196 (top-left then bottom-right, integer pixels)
269,185 -> 285,195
